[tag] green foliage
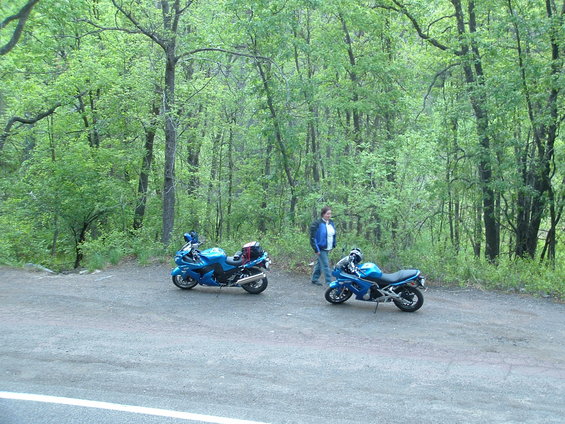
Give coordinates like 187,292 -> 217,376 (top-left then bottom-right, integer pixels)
395,244 -> 565,300
0,0 -> 563,301
81,231 -> 166,271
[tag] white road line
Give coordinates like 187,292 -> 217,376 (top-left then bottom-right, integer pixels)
0,392 -> 270,424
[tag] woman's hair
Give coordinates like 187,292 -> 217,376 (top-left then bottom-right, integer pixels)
320,206 -> 332,217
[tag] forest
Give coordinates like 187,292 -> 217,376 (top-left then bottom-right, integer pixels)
1,0 -> 563,297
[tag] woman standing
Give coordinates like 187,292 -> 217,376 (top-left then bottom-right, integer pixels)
309,206 -> 336,285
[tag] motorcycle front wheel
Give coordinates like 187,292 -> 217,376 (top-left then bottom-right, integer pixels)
172,275 -> 198,290
325,286 -> 352,304
393,286 -> 424,312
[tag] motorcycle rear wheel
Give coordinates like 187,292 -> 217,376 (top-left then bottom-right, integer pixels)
172,275 -> 198,290
241,277 -> 268,294
393,286 -> 423,312
325,286 -> 352,304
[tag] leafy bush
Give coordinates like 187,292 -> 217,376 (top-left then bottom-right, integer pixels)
393,245 -> 565,299
81,231 -> 165,271
1,220 -> 562,301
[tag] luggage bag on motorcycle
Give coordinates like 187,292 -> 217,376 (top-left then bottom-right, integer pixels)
242,241 -> 264,262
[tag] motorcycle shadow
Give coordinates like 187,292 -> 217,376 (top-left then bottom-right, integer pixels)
325,301 -> 422,315
173,286 -> 268,298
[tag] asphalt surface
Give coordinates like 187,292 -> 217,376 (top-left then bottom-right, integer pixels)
0,263 -> 564,424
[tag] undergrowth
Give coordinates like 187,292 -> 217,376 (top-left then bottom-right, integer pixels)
3,229 -> 563,301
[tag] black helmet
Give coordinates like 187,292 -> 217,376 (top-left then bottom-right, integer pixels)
349,247 -> 363,264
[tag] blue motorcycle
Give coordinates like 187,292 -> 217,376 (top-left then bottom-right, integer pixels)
171,232 -> 271,294
325,248 -> 426,312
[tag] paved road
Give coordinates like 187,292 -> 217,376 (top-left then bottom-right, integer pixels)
0,264 -> 564,423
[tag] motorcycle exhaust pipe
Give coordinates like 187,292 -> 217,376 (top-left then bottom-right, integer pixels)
237,272 -> 266,285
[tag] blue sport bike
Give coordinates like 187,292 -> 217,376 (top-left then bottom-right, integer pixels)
325,248 -> 426,312
171,231 -> 271,294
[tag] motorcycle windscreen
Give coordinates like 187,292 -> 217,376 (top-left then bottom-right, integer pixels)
358,263 -> 382,279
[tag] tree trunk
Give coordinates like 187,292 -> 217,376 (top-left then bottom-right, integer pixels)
133,101 -> 159,230
77,90 -> 101,148
186,104 -> 203,196
161,49 -> 177,245
256,60 -> 298,222
111,0 -> 189,245
226,121 -> 234,237
258,137 -> 273,234
339,13 -> 362,149
452,0 -> 499,261
509,0 -> 563,258
540,178 -> 563,264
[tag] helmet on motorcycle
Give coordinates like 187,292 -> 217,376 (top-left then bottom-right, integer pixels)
184,231 -> 199,243
349,247 -> 363,264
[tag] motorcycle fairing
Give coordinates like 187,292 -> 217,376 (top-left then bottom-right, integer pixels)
329,270 -> 373,300
245,254 -> 269,268
195,263 -> 238,284
171,266 -> 204,281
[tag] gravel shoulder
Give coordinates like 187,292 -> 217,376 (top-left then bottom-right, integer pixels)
1,263 -> 564,424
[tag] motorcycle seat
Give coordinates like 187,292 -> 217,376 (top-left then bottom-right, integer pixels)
226,256 -> 244,266
371,269 -> 419,285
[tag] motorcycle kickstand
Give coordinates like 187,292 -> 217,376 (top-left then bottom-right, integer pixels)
373,301 -> 379,314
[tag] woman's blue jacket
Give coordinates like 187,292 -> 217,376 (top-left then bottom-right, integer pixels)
309,219 -> 336,253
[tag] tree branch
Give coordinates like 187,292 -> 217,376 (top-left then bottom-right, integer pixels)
0,91 -> 87,151
426,14 -> 457,34
178,0 -> 195,15
110,0 -> 166,49
372,0 -> 458,54
179,47 -> 288,89
0,104 -> 59,151
77,19 -> 145,37
178,47 -> 273,63
0,0 -> 41,55
416,62 -> 460,121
